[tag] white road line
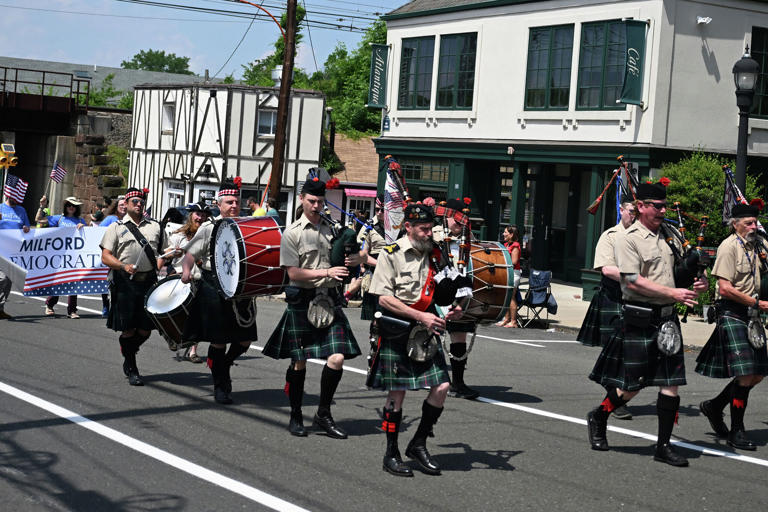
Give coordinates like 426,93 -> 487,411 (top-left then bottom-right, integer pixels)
11,291 -> 102,315
0,381 -> 310,512
473,334 -> 545,347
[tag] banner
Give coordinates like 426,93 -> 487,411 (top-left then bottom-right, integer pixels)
367,43 -> 389,109
0,227 -> 109,296
619,20 -> 648,106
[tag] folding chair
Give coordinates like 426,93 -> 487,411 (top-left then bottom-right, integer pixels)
518,269 -> 556,328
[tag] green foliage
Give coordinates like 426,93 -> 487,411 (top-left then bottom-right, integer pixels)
121,49 -> 194,75
83,73 -> 133,108
223,74 -> 235,84
320,141 -> 343,174
661,152 -> 763,247
107,145 -> 130,182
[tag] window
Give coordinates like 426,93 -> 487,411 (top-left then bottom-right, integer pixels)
525,25 -> 574,109
347,198 -> 374,219
401,158 -> 449,183
577,20 -> 626,110
258,110 -> 278,135
162,103 -> 175,134
398,36 -> 435,109
437,33 -> 477,109
751,27 -> 768,117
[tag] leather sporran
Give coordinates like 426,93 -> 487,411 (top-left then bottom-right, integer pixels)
656,320 -> 682,356
307,289 -> 335,329
747,308 -> 766,349
406,325 -> 439,362
360,270 -> 373,294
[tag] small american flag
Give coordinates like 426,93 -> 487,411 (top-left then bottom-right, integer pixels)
4,173 -> 28,203
50,162 -> 67,183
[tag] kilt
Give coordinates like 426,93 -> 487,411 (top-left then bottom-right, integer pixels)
361,292 -> 378,321
107,270 -> 156,332
181,270 -> 256,344
589,315 -> 686,391
577,281 -> 622,347
695,310 -> 768,378
262,302 -> 361,361
447,320 -> 475,333
369,338 -> 450,391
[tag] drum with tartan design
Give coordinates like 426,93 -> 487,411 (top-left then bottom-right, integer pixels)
695,310 -> 768,378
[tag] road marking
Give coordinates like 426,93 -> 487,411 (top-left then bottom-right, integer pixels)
11,291 -> 102,315
474,334 -> 545,347
0,381 -> 310,512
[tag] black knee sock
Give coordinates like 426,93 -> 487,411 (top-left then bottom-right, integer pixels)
119,335 -> 137,369
594,388 -> 627,422
710,379 -> 737,412
656,393 -> 680,446
285,366 -> 306,410
226,342 -> 250,365
383,406 -> 403,456
412,400 -> 443,446
318,364 -> 343,414
450,343 -> 467,386
207,346 -> 228,387
730,384 -> 751,432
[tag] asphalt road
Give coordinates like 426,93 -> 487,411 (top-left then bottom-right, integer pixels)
1,293 -> 767,511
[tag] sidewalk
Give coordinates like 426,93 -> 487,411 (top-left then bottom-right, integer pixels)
540,281 -> 714,347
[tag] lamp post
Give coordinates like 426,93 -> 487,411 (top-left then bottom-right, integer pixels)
733,46 -> 760,193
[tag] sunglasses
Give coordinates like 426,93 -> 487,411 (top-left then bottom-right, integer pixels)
130,199 -> 145,205
644,201 -> 667,210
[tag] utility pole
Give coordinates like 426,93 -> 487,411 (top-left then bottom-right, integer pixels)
268,0 -> 297,203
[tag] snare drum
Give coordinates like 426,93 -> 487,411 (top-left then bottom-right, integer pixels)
464,242 -> 516,323
211,216 -> 286,299
144,275 -> 195,351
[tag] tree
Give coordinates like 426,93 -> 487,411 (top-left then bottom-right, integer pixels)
121,49 -> 194,75
85,73 -> 133,109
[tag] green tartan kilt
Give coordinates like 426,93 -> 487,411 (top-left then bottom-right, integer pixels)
369,338 -> 450,391
695,313 -> 768,378
262,303 -> 361,361
107,270 -> 156,332
577,285 -> 622,347
589,316 -> 686,391
181,270 -> 256,344
361,292 -> 378,321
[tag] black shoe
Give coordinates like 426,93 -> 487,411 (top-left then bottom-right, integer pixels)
383,451 -> 414,477
699,400 -> 729,438
313,412 -> 348,439
214,387 -> 233,405
728,429 -> 757,451
289,409 -> 308,437
449,383 -> 480,400
587,409 -> 609,451
122,360 -> 131,377
654,443 -> 689,467
127,370 -> 144,386
0,310 -> 13,320
405,441 -> 441,475
611,405 -> 632,420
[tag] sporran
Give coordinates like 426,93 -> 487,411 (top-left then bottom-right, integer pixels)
307,289 -> 335,329
656,320 -> 682,356
747,308 -> 766,349
406,324 -> 439,362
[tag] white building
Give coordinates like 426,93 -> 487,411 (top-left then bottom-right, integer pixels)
376,0 -> 768,284
129,83 -> 325,221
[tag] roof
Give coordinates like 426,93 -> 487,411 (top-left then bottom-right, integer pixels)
385,0 -> 547,20
333,134 -> 379,186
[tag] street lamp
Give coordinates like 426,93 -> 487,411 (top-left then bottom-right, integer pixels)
733,45 -> 760,192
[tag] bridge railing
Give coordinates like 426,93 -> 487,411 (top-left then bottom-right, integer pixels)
0,66 -> 90,111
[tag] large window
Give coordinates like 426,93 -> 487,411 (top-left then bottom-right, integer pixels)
437,32 -> 477,109
398,36 -> 435,110
751,26 -> 768,118
525,25 -> 574,110
577,20 -> 626,110
401,158 -> 449,183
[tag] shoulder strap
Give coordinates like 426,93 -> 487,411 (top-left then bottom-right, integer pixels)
123,220 -> 157,266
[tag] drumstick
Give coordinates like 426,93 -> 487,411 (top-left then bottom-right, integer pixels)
129,250 -> 144,281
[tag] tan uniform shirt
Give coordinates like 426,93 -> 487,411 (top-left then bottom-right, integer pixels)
593,222 -> 627,269
165,231 -> 202,279
100,216 -> 162,273
369,236 -> 430,306
184,218 -> 217,271
616,221 -> 677,305
280,215 -> 336,289
712,233 -> 760,299
357,221 -> 387,257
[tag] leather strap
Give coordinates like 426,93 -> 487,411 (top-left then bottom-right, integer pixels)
123,220 -> 157,267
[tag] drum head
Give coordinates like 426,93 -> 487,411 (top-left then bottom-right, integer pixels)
145,276 -> 192,314
212,218 -> 244,299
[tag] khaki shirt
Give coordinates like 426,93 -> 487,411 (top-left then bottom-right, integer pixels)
712,233 -> 760,299
184,218 -> 217,271
281,215 -> 336,289
100,216 -> 162,273
369,236 -> 431,305
593,222 -> 627,269
165,231 -> 201,279
357,221 -> 387,257
616,221 -> 677,305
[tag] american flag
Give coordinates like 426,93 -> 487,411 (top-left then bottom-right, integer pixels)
4,173 -> 28,203
50,162 -> 67,183
383,163 -> 405,243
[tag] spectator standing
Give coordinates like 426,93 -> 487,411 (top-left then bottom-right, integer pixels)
0,189 -> 31,320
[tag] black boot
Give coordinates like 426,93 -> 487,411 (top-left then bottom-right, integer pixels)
587,388 -> 625,451
700,379 -> 735,438
382,407 -> 413,477
654,393 -> 688,467
405,401 -> 443,475
449,343 -> 479,400
313,365 -> 347,439
728,384 -> 756,451
208,346 -> 232,404
119,335 -> 143,386
286,366 -> 307,437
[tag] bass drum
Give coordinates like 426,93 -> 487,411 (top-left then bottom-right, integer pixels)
210,216 -> 286,299
464,242 -> 516,323
144,275 -> 196,351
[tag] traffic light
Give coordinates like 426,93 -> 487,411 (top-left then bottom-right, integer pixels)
0,143 -> 18,169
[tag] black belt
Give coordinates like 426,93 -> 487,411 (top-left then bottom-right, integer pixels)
625,301 -> 676,319
126,270 -> 156,282
600,276 -> 622,302
716,299 -> 748,319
